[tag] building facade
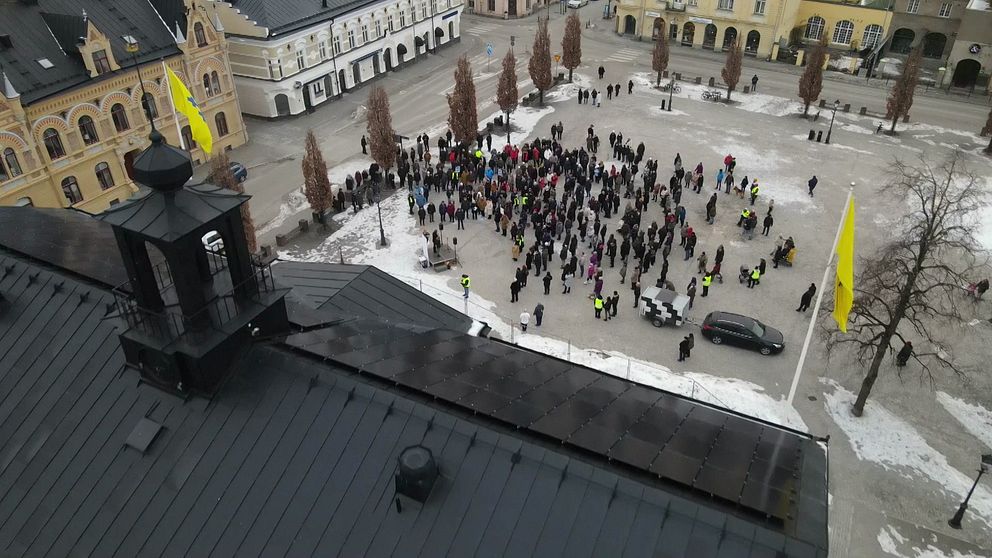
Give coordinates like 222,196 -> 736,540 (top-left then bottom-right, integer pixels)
0,0 -> 247,213
469,0 -> 545,18
940,0 -> 991,88
209,0 -> 464,118
888,0 -> 966,67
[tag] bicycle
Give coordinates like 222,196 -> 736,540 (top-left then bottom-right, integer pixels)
659,82 -> 682,94
701,90 -> 723,102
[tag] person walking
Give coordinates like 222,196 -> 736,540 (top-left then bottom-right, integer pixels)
594,294 -> 605,318
543,272 -> 553,295
750,180 -> 759,205
534,303 -> 544,327
519,310 -> 530,332
632,280 -> 641,308
796,283 -> 816,312
606,84 -> 614,100
762,213 -> 773,236
510,279 -> 521,302
701,271 -> 712,297
598,65 -> 605,79
747,267 -> 761,288
361,135 -> 368,154
678,335 -> 690,362
619,261 -> 628,284
627,79 -> 633,94
562,269 -> 574,294
808,175 -> 818,197
460,274 -> 471,299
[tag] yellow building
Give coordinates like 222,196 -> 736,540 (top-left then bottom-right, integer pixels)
615,0 -> 893,62
0,0 -> 248,213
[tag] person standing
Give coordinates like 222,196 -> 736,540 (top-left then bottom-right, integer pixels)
361,135 -> 368,154
609,291 -> 620,318
762,213 -> 773,236
460,274 -> 471,299
808,175 -> 818,197
543,272 -> 553,295
519,310 -> 530,332
627,79 -> 633,94
796,283 -> 816,312
750,180 -> 760,205
598,65 -> 605,79
511,279 -> 521,302
750,74 -> 758,92
686,277 -> 697,309
632,279 -> 641,308
562,269 -> 574,294
701,271 -> 712,297
594,294 -> 605,318
534,303 -> 544,327
678,335 -> 690,362
606,84 -> 614,100
747,267 -> 761,288
619,261 -> 628,284
697,252 -> 708,275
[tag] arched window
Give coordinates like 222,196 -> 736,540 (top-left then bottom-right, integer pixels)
0,157 -> 7,182
181,125 -> 196,149
832,20 -> 854,45
922,32 -> 947,59
210,71 -> 222,95
78,115 -> 99,144
194,22 -> 207,47
61,176 -> 83,204
95,162 -> 115,189
111,103 -> 129,132
203,74 -> 213,96
215,112 -> 229,136
862,24 -> 883,50
141,93 -> 158,120
804,16 -> 825,41
43,128 -> 66,160
3,147 -> 22,177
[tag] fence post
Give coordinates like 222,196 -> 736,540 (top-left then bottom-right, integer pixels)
567,339 -> 571,361
419,279 -> 423,292
626,359 -> 631,380
691,380 -> 696,399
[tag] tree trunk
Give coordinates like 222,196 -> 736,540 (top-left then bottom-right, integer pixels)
890,115 -> 899,134
804,102 -> 810,116
506,111 -> 511,144
656,71 -> 661,87
852,324 -> 895,416
569,68 -> 573,81
726,86 -> 732,102
986,135 -> 992,154
539,89 -> 544,105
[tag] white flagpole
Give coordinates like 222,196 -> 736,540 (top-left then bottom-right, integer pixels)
786,184 -> 854,406
162,60 -> 186,149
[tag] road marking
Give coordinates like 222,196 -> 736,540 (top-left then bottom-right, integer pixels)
604,48 -> 640,63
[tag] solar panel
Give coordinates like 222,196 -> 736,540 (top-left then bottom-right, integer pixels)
650,448 -> 703,485
460,390 -> 510,414
694,464 -> 746,501
610,435 -> 661,469
487,377 -> 533,399
519,387 -> 571,410
494,399 -> 548,427
530,399 -> 604,440
740,481 -> 790,518
567,423 -> 620,454
426,379 -> 478,402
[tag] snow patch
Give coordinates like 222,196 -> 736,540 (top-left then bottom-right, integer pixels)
258,187 -> 309,235
878,525 -> 990,558
936,392 -> 992,451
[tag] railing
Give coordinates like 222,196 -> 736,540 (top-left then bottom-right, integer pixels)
147,246 -> 228,291
113,256 -> 276,347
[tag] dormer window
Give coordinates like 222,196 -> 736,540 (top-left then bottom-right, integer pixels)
194,22 -> 207,47
93,49 -> 111,74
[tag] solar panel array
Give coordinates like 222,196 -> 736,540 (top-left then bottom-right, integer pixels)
286,319 -> 818,526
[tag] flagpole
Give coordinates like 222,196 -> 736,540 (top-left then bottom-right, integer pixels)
162,59 -> 185,149
786,184 -> 854,406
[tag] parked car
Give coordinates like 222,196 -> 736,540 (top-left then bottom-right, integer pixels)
208,161 -> 248,183
700,311 -> 784,355
567,0 -> 589,8
201,231 -> 224,253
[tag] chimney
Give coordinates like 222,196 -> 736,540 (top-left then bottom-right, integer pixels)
395,446 -> 438,503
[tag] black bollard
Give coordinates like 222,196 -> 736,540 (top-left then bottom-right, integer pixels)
808,130 -> 816,140
816,131 -> 823,142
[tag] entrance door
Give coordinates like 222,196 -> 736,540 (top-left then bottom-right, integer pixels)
303,87 -> 313,112
338,69 -> 347,92
624,15 -> 636,35
274,94 -> 291,116
952,59 -> 981,88
324,75 -> 335,96
508,0 -> 517,16
124,149 -> 140,180
352,62 -> 362,86
372,53 -> 381,76
384,49 -> 393,71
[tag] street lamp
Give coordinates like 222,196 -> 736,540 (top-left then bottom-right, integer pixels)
668,76 -> 675,112
123,36 -> 154,128
948,454 -> 992,529
373,180 -> 388,247
825,99 -> 840,145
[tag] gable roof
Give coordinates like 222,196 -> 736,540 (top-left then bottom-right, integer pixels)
230,0 -> 392,37
0,0 -> 183,103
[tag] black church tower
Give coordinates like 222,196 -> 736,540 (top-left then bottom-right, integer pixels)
99,131 -> 288,396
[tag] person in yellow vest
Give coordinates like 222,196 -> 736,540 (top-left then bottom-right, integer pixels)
701,271 -> 713,297
460,274 -> 471,298
594,294 -> 604,318
737,208 -> 750,227
750,180 -> 759,205
747,267 -> 761,288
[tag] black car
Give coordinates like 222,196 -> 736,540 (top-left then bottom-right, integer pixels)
700,311 -> 784,355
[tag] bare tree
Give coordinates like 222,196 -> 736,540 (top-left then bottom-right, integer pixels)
982,107 -> 992,154
561,11 -> 582,82
366,85 -> 396,174
529,17 -> 553,105
652,29 -> 670,87
496,49 -> 519,145
798,39 -> 828,116
302,129 -> 333,220
721,39 -> 743,102
447,55 -> 479,146
211,152 -> 258,253
886,46 -> 923,134
823,154 -> 988,416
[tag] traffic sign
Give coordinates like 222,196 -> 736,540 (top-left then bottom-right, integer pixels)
486,43 -> 494,56
553,54 -> 561,63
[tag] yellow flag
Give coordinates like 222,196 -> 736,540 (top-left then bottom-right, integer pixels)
832,196 -> 855,332
165,66 -> 213,155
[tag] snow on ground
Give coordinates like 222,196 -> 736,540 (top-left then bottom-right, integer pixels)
936,392 -> 992,451
258,187 -> 309,235
630,72 -> 804,118
969,177 -> 992,250
878,525 -> 990,558
706,142 -> 814,209
822,379 -> 992,530
545,73 -> 592,103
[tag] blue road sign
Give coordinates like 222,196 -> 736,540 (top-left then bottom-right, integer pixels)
486,43 -> 494,57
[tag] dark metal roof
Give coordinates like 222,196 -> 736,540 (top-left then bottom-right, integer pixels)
0,252 -> 827,557
272,260 -> 473,332
0,0 -> 183,103
231,0 -> 389,36
93,182 -> 250,242
0,207 -> 139,288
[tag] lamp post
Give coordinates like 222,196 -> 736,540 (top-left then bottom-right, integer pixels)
825,99 -> 840,145
373,180 -> 388,247
668,76 -> 675,111
123,36 -> 154,128
948,454 -> 992,529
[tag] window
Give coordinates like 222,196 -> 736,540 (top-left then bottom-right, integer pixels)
832,20 -> 854,44
687,0 -> 697,6
348,29 -> 356,48
194,22 -> 207,47
0,156 -> 7,182
211,71 -> 222,95
268,59 -> 283,79
717,0 -> 734,10
333,35 -> 342,54
141,93 -> 158,120
804,16 -> 825,41
488,0 -> 495,9
431,0 -> 438,13
92,49 -> 111,75
388,14 -> 395,32
61,177 -> 83,204
3,148 -> 20,177
753,0 -> 765,14
95,162 -> 115,190
203,74 -> 213,95
181,125 -> 196,149
400,10 -> 406,26
420,2 -> 427,19
111,104 -> 130,132
43,129 -> 66,159
77,115 -> 99,144
362,25 -> 369,43
215,112 -> 229,136
906,0 -> 919,12
376,19 -> 382,38
296,49 -> 306,70
319,41 -> 328,59
313,80 -> 324,96
862,24 -> 883,50
938,2 -> 951,16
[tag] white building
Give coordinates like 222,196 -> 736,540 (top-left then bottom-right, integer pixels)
208,0 -> 464,118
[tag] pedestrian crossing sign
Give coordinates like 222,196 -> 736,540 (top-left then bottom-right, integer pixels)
486,43 -> 494,56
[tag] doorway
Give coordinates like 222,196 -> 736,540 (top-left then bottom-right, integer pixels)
623,15 -> 636,35
338,69 -> 347,92
274,94 -> 291,116
951,59 -> 981,88
508,0 -> 517,16
384,49 -> 393,71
